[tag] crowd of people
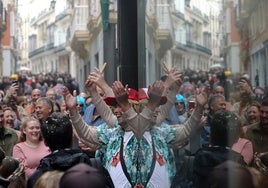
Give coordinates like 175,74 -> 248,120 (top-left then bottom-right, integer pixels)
0,68 -> 267,187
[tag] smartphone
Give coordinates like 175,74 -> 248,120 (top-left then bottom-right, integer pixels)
12,80 -> 18,85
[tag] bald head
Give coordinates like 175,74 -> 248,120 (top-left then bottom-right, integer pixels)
32,89 -> 42,102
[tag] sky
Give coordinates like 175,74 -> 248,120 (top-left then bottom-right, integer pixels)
18,0 -> 50,18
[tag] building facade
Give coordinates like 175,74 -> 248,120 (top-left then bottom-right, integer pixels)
0,0 -> 7,76
1,0 -> 19,77
16,0 -> 223,88
236,0 -> 268,88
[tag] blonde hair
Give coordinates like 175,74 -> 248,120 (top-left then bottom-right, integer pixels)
33,170 -> 64,188
19,117 -> 42,142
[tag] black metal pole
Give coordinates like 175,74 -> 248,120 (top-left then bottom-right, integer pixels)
103,23 -> 116,86
137,0 -> 146,88
117,0 -> 146,90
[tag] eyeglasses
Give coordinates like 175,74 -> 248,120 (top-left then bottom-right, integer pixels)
175,102 -> 184,105
76,104 -> 83,107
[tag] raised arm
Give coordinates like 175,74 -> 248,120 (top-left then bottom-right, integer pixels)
138,80 -> 166,134
170,88 -> 207,146
156,68 -> 183,124
3,83 -> 19,103
62,87 -> 101,149
85,76 -> 117,127
88,68 -> 114,97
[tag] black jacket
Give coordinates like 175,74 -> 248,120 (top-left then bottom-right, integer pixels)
27,149 -> 114,188
193,146 -> 246,188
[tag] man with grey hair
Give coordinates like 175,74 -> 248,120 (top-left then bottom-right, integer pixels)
200,94 -> 227,147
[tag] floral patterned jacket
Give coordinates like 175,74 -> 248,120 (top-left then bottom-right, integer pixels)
70,86 -> 203,187
70,105 -> 202,187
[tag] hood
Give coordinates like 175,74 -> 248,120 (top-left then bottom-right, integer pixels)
175,94 -> 187,112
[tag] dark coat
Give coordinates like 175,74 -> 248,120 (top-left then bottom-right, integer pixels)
27,149 -> 114,188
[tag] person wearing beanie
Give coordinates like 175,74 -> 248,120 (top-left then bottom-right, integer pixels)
59,163 -> 108,188
27,112 -> 114,188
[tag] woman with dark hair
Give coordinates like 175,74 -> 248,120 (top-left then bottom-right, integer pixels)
52,101 -> 61,113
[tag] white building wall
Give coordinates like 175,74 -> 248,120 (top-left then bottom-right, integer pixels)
145,30 -> 157,85
89,32 -> 104,70
2,49 -> 13,76
69,52 -> 76,77
227,44 -> 240,73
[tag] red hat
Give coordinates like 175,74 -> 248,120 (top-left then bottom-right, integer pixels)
103,88 -> 167,106
103,96 -> 117,106
128,88 -> 167,105
128,88 -> 139,101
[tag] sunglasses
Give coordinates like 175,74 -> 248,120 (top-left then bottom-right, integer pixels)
76,103 -> 83,107
175,102 -> 184,105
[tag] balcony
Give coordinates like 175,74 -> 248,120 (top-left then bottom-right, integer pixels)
173,11 -> 185,20
235,7 -> 249,29
186,41 -> 212,55
86,0 -> 102,41
70,5 -> 90,58
28,43 -> 54,58
155,4 -> 173,58
54,43 -> 68,53
176,42 -> 187,51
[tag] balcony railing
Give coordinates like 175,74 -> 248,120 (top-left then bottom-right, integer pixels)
186,41 -> 212,55
176,42 -> 187,51
29,43 -> 54,58
54,43 -> 67,53
173,11 -> 185,20
70,5 -> 88,39
156,3 -> 172,30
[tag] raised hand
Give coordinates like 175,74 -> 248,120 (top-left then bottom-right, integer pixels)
147,80 -> 165,111
195,88 -> 208,107
88,68 -> 107,88
112,81 -> 130,112
164,68 -> 183,91
239,78 -> 252,94
62,86 -> 77,111
85,76 -> 97,95
86,68 -> 113,97
5,83 -> 19,97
